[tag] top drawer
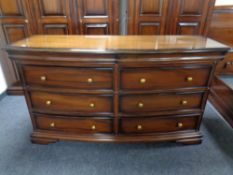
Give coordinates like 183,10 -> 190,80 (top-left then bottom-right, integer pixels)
23,66 -> 113,90
121,67 -> 211,90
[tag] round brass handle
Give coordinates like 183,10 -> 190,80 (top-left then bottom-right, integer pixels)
92,125 -> 96,130
25,19 -> 29,23
140,78 -> 146,84
137,125 -> 142,130
40,76 -> 46,81
89,103 -> 95,108
50,122 -> 55,128
177,122 -> 183,128
186,77 -> 193,82
138,102 -> 144,108
46,100 -> 52,106
87,78 -> 93,83
181,100 -> 188,105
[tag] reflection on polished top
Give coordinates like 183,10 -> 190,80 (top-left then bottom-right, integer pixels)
8,35 -> 229,53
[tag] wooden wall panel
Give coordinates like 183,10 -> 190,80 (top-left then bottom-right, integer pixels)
208,6 -> 233,47
208,6 -> 233,75
169,0 -> 215,35
0,0 -> 32,94
32,0 -> 73,34
75,0 -> 119,35
128,0 -> 169,35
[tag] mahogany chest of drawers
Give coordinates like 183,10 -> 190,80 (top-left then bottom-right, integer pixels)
6,35 -> 229,145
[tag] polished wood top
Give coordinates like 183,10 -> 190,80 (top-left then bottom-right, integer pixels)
7,35 -> 229,54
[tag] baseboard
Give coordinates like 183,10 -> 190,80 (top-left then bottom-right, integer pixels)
6,83 -> 24,95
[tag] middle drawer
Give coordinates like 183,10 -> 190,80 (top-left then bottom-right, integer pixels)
30,91 -> 113,115
120,92 -> 204,113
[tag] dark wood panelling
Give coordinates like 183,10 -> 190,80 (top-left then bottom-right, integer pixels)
128,0 -> 215,35
2,24 -> 29,43
75,0 -> 119,35
84,23 -> 109,35
128,0 -> 169,35
208,5 -> 233,48
0,0 -> 24,17
0,0 -> 32,94
32,0 -> 73,34
169,0 -> 215,35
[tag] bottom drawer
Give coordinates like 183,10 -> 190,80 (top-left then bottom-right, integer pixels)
120,116 -> 198,134
35,115 -> 113,134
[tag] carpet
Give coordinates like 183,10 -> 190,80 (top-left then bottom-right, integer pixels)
0,96 -> 232,175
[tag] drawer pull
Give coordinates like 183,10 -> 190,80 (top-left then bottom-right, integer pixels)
181,100 -> 188,105
87,78 -> 93,83
46,100 -> 52,106
89,103 -> 95,108
177,122 -> 183,128
25,19 -> 29,23
40,76 -> 47,81
138,102 -> 144,108
50,122 -> 55,128
137,125 -> 142,130
92,125 -> 96,130
140,78 -> 146,84
186,77 -> 193,82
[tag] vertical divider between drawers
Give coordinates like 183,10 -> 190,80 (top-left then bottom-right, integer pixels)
113,63 -> 120,134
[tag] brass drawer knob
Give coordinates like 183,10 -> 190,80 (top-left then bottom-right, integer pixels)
40,76 -> 47,81
89,103 -> 95,108
92,125 -> 96,130
140,78 -> 146,84
50,122 -> 55,128
181,100 -> 188,105
186,77 -> 193,82
137,125 -> 142,130
138,102 -> 144,108
25,19 -> 29,23
87,78 -> 93,83
46,100 -> 52,106
177,122 -> 183,128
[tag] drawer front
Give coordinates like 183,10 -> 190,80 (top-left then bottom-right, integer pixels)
30,92 -> 113,114
121,67 -> 211,90
23,66 -> 113,89
35,115 -> 113,133
120,93 -> 203,113
121,116 -> 197,134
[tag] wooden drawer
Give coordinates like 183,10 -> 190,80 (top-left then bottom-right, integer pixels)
35,115 -> 113,133
120,92 -> 204,113
30,91 -> 113,114
216,52 -> 233,75
121,116 -> 197,134
121,67 -> 211,90
23,66 -> 113,89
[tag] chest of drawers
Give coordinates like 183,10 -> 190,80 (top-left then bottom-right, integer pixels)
6,35 -> 229,145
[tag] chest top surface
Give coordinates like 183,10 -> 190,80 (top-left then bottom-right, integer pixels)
7,35 -> 230,54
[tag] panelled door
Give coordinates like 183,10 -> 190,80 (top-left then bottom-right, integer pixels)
0,0 -> 32,44
32,0 -> 73,34
170,0 -> 214,35
74,0 -> 119,35
128,0 -> 169,35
